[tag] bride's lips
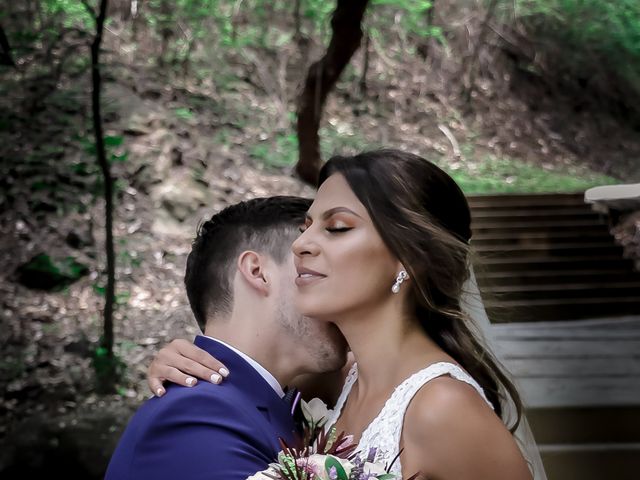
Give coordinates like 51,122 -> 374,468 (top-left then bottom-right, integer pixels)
295,266 -> 327,287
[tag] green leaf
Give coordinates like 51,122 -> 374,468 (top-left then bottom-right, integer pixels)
104,135 -> 124,147
174,107 -> 194,120
324,456 -> 348,480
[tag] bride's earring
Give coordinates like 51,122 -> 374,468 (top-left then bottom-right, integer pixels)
391,270 -> 409,294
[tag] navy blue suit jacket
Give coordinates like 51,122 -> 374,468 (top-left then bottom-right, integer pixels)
105,336 -> 296,479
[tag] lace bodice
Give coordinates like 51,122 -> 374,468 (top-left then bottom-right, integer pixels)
325,362 -> 494,476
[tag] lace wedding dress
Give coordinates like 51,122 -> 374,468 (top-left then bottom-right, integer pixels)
325,361 -> 494,476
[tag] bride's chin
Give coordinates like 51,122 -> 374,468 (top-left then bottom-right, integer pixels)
296,302 -> 332,321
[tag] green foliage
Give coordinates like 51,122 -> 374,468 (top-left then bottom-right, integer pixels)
444,154 -> 619,194
324,456 -> 348,480
372,0 -> 434,36
18,254 -> 89,290
250,131 -> 299,168
505,0 -> 640,88
319,122 -> 371,160
174,107 -> 195,120
41,0 -> 95,28
366,0 -> 443,51
92,344 -> 126,393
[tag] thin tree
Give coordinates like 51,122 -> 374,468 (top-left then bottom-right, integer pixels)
0,23 -> 15,66
417,0 -> 436,60
359,33 -> 370,95
295,0 -> 371,184
293,0 -> 302,43
83,0 -> 117,389
462,0 -> 499,104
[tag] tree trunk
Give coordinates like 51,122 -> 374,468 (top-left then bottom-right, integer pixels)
131,0 -> 140,41
359,33 -> 370,95
0,23 -> 15,66
295,0 -> 370,185
417,0 -> 436,60
293,0 -> 302,42
158,0 -> 172,67
462,0 -> 499,104
90,0 -> 116,376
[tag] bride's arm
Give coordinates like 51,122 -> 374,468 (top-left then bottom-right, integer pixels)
400,376 -> 533,480
147,340 -> 354,406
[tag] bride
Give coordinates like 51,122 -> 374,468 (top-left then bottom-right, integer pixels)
149,149 -> 542,479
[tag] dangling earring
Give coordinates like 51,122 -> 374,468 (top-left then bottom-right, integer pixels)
391,270 -> 409,294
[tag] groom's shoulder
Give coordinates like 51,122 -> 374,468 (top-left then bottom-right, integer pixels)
147,379 -> 250,416
121,381 -> 247,432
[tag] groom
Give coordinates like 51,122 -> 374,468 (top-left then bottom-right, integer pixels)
105,196 -> 348,479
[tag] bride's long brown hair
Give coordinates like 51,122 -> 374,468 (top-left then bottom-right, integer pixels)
319,149 -> 523,432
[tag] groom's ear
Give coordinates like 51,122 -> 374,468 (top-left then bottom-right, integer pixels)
237,250 -> 270,296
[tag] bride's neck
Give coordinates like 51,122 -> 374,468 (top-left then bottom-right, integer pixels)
335,302 -> 442,394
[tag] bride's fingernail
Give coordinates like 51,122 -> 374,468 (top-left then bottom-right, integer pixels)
219,368 -> 229,378
156,388 -> 165,397
211,373 -> 222,384
185,377 -> 196,386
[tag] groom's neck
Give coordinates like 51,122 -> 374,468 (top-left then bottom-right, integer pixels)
204,316 -> 299,388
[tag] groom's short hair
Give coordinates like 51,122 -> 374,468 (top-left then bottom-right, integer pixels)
185,196 -> 311,331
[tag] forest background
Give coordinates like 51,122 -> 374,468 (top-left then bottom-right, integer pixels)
1,0 -> 640,477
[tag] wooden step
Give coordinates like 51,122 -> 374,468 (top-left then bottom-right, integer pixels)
472,230 -> 614,246
539,443 -> 640,480
472,214 -> 602,226
468,193 -> 585,208
476,268 -> 639,285
472,222 -> 611,236
472,218 -> 606,229
475,243 -> 622,256
495,318 -> 640,479
480,256 -> 632,271
526,406 -> 640,444
484,283 -> 640,301
471,208 -> 599,219
486,297 -> 640,322
494,318 -> 640,406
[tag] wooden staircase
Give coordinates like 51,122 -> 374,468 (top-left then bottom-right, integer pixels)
469,193 -> 640,480
469,193 -> 640,323
494,318 -> 640,480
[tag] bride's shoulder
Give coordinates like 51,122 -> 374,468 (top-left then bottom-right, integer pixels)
401,377 -> 532,479
404,374 -> 498,437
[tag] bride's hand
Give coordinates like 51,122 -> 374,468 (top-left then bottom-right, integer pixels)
147,339 -> 230,397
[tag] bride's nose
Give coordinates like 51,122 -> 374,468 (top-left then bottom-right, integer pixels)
292,228 -> 320,258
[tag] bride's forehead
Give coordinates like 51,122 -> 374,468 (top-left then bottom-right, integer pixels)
311,176 -> 362,212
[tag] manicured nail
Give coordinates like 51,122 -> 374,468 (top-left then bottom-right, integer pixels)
219,368 -> 229,378
211,373 -> 222,384
156,388 -> 165,397
186,377 -> 196,386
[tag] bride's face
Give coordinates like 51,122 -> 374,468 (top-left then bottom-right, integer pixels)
292,173 -> 401,319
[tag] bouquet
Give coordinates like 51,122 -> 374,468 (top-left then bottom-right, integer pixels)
247,398 -> 419,480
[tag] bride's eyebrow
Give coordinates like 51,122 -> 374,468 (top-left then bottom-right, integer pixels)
305,207 -> 363,222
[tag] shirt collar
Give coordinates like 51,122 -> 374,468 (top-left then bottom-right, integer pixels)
203,336 -> 285,398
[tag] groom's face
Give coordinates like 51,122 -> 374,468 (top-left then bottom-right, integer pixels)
273,252 -> 348,374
